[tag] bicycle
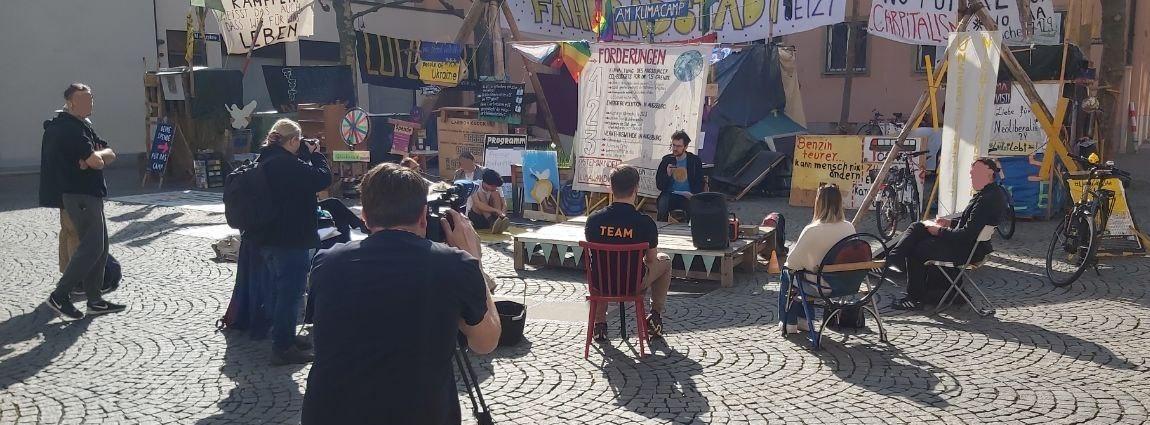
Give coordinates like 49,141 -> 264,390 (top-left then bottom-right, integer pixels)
857,110 -> 906,136
1044,155 -> 1131,287
873,150 -> 928,241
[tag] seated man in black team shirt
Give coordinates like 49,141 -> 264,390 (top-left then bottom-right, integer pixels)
585,165 -> 673,340
885,158 -> 1006,310
302,163 -> 501,424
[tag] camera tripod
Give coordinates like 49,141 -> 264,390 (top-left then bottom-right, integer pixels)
454,342 -> 494,425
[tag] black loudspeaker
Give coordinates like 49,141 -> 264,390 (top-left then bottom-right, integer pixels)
690,192 -> 730,250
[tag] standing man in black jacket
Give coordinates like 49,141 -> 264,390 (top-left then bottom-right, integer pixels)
40,83 -> 126,320
655,130 -> 704,222
245,119 -> 332,365
885,158 -> 1006,310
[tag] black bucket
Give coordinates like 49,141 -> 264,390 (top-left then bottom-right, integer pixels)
495,301 -> 527,347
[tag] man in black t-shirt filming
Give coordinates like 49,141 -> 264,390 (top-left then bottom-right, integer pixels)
584,165 -> 673,341
39,83 -> 126,319
302,163 -> 501,425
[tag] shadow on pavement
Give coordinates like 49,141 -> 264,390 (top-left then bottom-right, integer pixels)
0,305 -> 92,392
596,340 -> 710,423
195,331 -> 305,425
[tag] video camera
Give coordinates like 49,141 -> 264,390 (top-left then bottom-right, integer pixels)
425,183 -> 470,243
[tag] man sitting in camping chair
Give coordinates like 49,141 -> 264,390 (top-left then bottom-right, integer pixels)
884,158 -> 1007,311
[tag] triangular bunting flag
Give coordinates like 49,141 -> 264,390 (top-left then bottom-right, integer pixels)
529,243 -> 540,259
540,243 -> 553,262
681,254 -> 697,271
571,246 -> 584,266
702,256 -> 717,275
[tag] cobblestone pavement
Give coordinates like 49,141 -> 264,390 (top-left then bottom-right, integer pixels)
4,154 -> 1150,424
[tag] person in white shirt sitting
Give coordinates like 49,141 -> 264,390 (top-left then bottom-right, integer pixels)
778,184 -> 856,334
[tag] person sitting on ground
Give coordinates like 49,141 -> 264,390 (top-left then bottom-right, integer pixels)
778,184 -> 856,333
655,130 -> 704,222
400,156 -> 433,184
302,163 -> 500,424
584,165 -> 673,340
453,151 -> 487,182
885,158 -> 1006,310
467,169 -> 510,234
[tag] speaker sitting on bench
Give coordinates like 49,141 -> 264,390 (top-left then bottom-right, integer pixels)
690,192 -> 730,250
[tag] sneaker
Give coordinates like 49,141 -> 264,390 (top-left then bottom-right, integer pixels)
86,300 -> 126,316
46,293 -> 84,320
646,311 -> 664,339
271,346 -> 315,366
491,217 -> 511,235
593,322 -> 608,342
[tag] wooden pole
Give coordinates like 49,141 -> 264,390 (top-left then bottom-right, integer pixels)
836,0 -> 859,133
501,1 -> 563,149
851,9 -> 980,226
490,1 -> 505,79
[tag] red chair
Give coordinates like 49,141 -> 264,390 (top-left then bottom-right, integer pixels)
579,241 -> 650,359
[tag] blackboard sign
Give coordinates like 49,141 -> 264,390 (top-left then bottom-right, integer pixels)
263,65 -> 356,112
148,121 -> 175,175
479,82 -> 525,124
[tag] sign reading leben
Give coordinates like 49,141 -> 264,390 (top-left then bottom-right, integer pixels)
438,111 -> 508,176
215,0 -> 315,54
1067,177 -> 1144,254
573,44 -> 709,198
789,135 -> 864,208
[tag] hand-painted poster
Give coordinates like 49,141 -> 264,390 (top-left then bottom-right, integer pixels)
523,150 -> 561,221
789,135 -> 864,208
867,0 -> 958,46
989,82 -> 1061,156
938,31 -> 1002,216
573,44 -> 709,197
418,42 -> 464,87
972,0 -> 1060,46
215,0 -> 315,54
509,0 -> 845,43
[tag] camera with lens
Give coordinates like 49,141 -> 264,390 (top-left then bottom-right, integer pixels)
425,183 -> 470,243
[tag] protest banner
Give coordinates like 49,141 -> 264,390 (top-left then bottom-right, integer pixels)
572,44 -> 709,197
938,31 -> 1002,216
867,0 -> 958,46
972,0 -> 1060,46
484,134 -> 528,178
355,32 -> 481,90
789,135 -> 864,208
438,109 -> 508,175
418,42 -> 463,87
989,82 -> 1061,156
1067,177 -> 1145,255
510,0 -> 843,43
215,0 -> 314,54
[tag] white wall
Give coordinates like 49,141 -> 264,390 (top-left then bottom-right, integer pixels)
0,1 -> 158,172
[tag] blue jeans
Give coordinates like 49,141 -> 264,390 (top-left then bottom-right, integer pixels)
777,269 -> 809,326
257,246 -> 311,351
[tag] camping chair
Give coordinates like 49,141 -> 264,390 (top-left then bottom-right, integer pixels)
579,241 -> 650,359
781,233 -> 889,349
926,226 -> 997,317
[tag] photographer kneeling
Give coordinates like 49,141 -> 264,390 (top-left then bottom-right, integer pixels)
302,163 -> 501,424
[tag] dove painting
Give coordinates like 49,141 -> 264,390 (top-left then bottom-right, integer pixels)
523,150 -> 560,218
226,100 -> 258,129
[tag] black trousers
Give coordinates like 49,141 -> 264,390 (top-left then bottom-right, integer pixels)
657,192 -> 691,222
888,222 -> 970,302
468,210 -> 497,230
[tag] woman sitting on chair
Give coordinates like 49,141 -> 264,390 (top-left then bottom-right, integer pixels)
778,184 -> 856,334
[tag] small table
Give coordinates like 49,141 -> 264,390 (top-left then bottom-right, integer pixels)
513,217 -> 776,287
408,149 -> 438,173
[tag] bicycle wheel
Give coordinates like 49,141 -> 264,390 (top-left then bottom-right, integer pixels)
857,124 -> 883,136
997,206 -> 1016,239
874,187 -> 900,241
1045,212 -> 1097,287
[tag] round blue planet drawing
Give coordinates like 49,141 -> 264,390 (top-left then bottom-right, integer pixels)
673,50 -> 704,82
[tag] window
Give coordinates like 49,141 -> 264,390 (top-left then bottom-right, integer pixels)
166,30 -> 207,68
825,22 -> 867,74
915,45 -> 940,73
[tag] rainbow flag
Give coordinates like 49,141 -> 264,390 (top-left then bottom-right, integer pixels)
558,41 -> 591,82
591,0 -> 614,42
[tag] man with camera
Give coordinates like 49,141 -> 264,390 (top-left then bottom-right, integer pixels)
302,163 -> 500,424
